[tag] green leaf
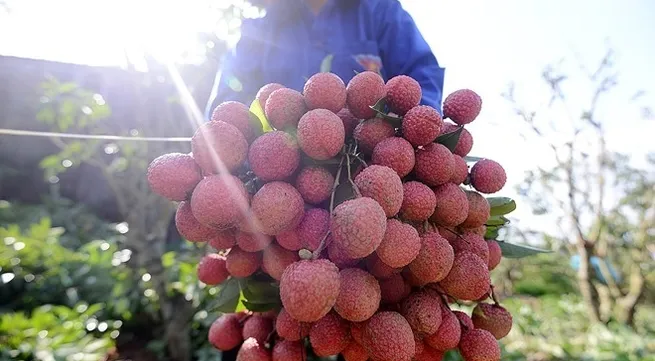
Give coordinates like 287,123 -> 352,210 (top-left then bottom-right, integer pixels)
369,97 -> 387,113
367,97 -> 402,127
241,300 -> 280,312
435,126 -> 463,152
333,182 -> 356,207
486,215 -> 510,226
484,226 -> 500,240
464,155 -> 484,162
208,277 -> 240,313
488,197 -> 517,216
320,54 -> 334,73
249,99 -> 273,133
497,241 -> 551,258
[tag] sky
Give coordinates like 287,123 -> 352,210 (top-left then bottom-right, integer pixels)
1,0 -> 654,240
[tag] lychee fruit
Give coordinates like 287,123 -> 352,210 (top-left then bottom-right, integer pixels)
431,183 -> 469,227
425,308 -> 461,351
443,89 -> 482,125
190,174 -> 249,229
334,268 -> 381,322
256,83 -> 285,109
400,290 -> 443,335
470,159 -> 507,194
295,165 -> 334,205
439,251 -> 491,301
211,101 -> 257,143
236,231 -> 273,252
487,240 -> 502,270
409,232 -> 454,285
385,75 -> 421,115
441,122 -> 473,157
297,109 -> 345,160
191,121 -> 248,174
354,165 -> 403,217
458,329 -> 501,361
350,322 -> 365,345
414,143 -> 454,186
376,219 -> 421,268
362,311 -> 416,361
275,308 -> 310,341
237,337 -> 271,361
346,71 -> 386,119
399,181 -> 436,222
251,181 -> 304,235
472,303 -> 513,340
276,208 -> 329,251
272,340 -> 304,361
327,238 -> 360,269
453,310 -> 475,331
147,153 -> 202,201
330,197 -> 387,259
226,247 -> 262,278
365,253 -> 400,279
175,201 -> 221,242
451,233 -> 489,264
341,341 -> 368,361
303,72 -> 347,113
413,346 -> 445,361
460,191 -> 490,228
279,259 -> 341,322
336,108 -> 360,137
353,117 -> 395,154
265,88 -> 307,130
209,229 -> 237,250
197,254 -> 229,285
402,105 -> 443,147
450,155 -> 469,185
248,131 -> 300,182
379,273 -> 411,304
262,243 -> 300,280
208,313 -> 243,351
372,137 -> 416,177
242,315 -> 274,345
309,311 -> 352,356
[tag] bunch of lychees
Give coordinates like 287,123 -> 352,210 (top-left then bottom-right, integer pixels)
147,70 -> 512,361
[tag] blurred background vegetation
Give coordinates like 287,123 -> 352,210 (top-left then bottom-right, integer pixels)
0,1 -> 653,361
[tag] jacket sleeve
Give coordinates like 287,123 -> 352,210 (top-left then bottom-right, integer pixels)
375,0 -> 446,113
204,19 -> 264,120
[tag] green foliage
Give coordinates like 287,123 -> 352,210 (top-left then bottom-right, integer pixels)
509,253 -> 577,296
435,126 -> 463,152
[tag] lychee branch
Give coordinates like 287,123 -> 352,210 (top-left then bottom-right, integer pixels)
329,154 -> 346,214
345,152 -> 361,198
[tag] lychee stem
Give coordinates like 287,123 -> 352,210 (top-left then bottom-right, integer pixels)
329,155 -> 346,214
442,226 -> 468,242
312,230 -> 331,259
490,285 -> 500,305
345,152 -> 361,197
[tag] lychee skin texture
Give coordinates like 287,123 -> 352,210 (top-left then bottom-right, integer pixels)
354,165 -> 404,217
376,219 -> 421,268
443,89 -> 482,125
458,329 -> 501,361
441,122 -> 473,157
191,121 -> 248,174
237,337 -> 272,361
353,117 -> 396,154
262,243 -> 300,280
409,232 -> 455,285
248,131 -> 300,182
470,159 -> 507,194
414,143 -> 454,187
226,247 -> 262,278
236,231 -> 273,252
297,109 -> 345,160
251,181 -> 305,236
400,291 -> 443,335
460,191 -> 491,228
309,312 -> 352,356
175,201 -> 221,242
451,155 -> 469,185
399,181 -> 437,222
431,183 -> 469,227
303,72 -> 347,113
211,101 -> 256,143
385,75 -> 421,115
372,137 -> 416,178
272,340 -> 304,361
379,273 -> 411,304
256,83 -> 285,109
454,311 -> 475,331
147,153 -> 202,201
208,313 -> 243,351
414,346 -> 445,361
487,240 -> 502,270
425,308 -> 461,351
265,88 -> 307,130
439,251 -> 491,301
209,230 -> 237,250
346,71 -> 386,119
451,233 -> 490,264
472,303 -> 513,340
295,166 -> 334,205
341,341 -> 368,361
327,239 -> 360,269
362,311 -> 416,361
402,105 -> 443,147
330,197 -> 388,259
242,315 -> 274,345
366,253 -> 400,280
190,175 -> 249,230
197,254 -> 229,285
336,108 -> 360,137
335,268 -> 381,322
275,308 -> 310,341
280,259 -> 341,322
276,208 -> 329,251
350,322 -> 365,345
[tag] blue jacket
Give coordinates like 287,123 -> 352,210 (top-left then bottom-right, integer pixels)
205,0 -> 446,119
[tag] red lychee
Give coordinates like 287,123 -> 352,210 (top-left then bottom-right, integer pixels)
336,108 -> 360,137
309,311 -> 352,356
414,143 -> 454,187
147,153 -> 202,201
402,105 -> 443,147
487,240 -> 502,270
409,232 -> 455,285
175,201 -> 221,242
472,303 -> 513,340
236,231 -> 273,252
451,155 -> 469,185
353,117 -> 396,155
454,310 -> 475,331
366,253 -> 400,279
248,131 -> 300,182
265,88 -> 307,130
335,268 -> 381,322
275,308 -> 311,341
295,165 -> 334,205
303,72 -> 347,113
379,273 -> 411,304
237,337 -> 271,361
251,181 -> 304,236
460,191 -> 490,228
443,89 -> 482,125
376,219 -> 421,268
350,322 -> 365,345
197,254 -> 229,285
440,122 -> 473,157
385,75 -> 421,115
226,247 -> 262,278
209,229 -> 237,250
211,101 -> 257,143
414,346 -> 445,361
276,208 -> 330,251
297,109 -> 345,160
242,315 -> 274,345
355,164 -> 404,216
272,340 -> 304,361
431,183 -> 469,227
372,137 -> 416,178
191,121 -> 248,174
341,341 -> 368,361
330,197 -> 387,259
346,71 -> 386,119
208,313 -> 243,351
327,238 -> 360,269
439,251 -> 491,301
256,83 -> 285,109
458,329 -> 501,361
280,259 -> 341,322
399,181 -> 437,222
400,290 -> 443,335
451,233 -> 489,264
262,243 -> 300,281
190,174 -> 249,230
425,308 -> 461,351
362,311 -> 416,361
470,159 -> 507,194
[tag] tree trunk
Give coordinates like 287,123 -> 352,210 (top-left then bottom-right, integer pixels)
617,260 -> 645,329
576,243 -> 601,323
